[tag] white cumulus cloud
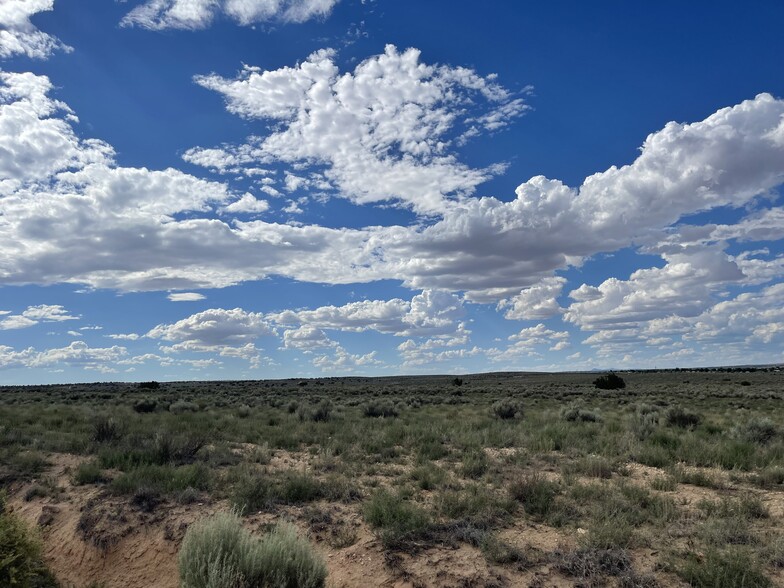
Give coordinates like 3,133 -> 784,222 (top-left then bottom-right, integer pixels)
122,0 -> 340,30
0,0 -> 70,59
190,45 -> 527,214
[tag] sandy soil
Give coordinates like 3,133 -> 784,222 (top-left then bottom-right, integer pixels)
8,451 -> 784,588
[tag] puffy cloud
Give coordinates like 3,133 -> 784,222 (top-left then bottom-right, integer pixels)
221,193 -> 269,214
689,282 -> 784,345
0,304 -> 78,329
311,346 -> 381,372
269,289 -> 465,338
281,325 -> 336,350
121,0 -> 339,30
2,64 -> 783,311
508,323 -> 569,346
500,277 -> 566,320
191,45 -> 526,214
485,323 -> 570,362
0,0 -> 70,59
168,292 -> 206,302
21,304 -> 78,321
147,307 -> 274,347
564,246 -> 744,331
0,315 -> 36,330
0,341 -> 127,370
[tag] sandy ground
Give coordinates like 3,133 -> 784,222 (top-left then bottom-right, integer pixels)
8,451 -> 784,588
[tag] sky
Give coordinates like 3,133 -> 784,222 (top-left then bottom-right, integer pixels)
0,0 -> 783,384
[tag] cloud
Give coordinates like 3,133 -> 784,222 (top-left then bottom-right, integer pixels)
0,0 -> 70,59
311,345 -> 381,372
269,289 -> 465,338
484,323 -> 570,362
281,325 -> 336,350
107,333 -> 141,340
0,304 -> 78,330
122,0 -> 340,30
221,193 -> 269,214
689,282 -> 784,345
564,245 -> 745,331
500,277 -> 566,320
168,292 -> 206,302
147,307 -> 274,347
1,67 -> 783,308
191,45 -> 527,214
0,341 -> 127,370
0,315 -> 37,330
21,304 -> 78,321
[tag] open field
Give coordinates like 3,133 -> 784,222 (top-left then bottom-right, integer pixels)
2,369 -> 783,587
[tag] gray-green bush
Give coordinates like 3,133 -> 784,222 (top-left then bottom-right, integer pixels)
179,511 -> 326,588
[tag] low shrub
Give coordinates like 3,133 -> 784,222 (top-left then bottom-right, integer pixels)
179,511 -> 327,588
561,402 -> 601,422
664,406 -> 701,428
362,400 -> 399,418
298,400 -> 332,422
92,416 -> 122,443
733,418 -> 779,444
73,461 -> 107,485
492,398 -> 524,420
170,400 -> 199,414
133,398 -> 157,413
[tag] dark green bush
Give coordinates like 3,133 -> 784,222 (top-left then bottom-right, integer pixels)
593,373 -> 626,390
133,398 -> 157,413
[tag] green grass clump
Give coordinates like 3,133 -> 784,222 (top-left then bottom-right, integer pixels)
435,484 -> 516,524
410,465 -> 447,490
676,547 -> 770,588
179,511 -> 326,588
110,463 -> 212,496
460,449 -> 489,479
508,473 -> 559,519
72,460 -> 107,485
650,475 -> 677,492
674,467 -> 724,489
0,495 -> 58,587
363,490 -> 432,549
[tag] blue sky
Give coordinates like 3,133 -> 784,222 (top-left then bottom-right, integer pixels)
1,0 -> 783,384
